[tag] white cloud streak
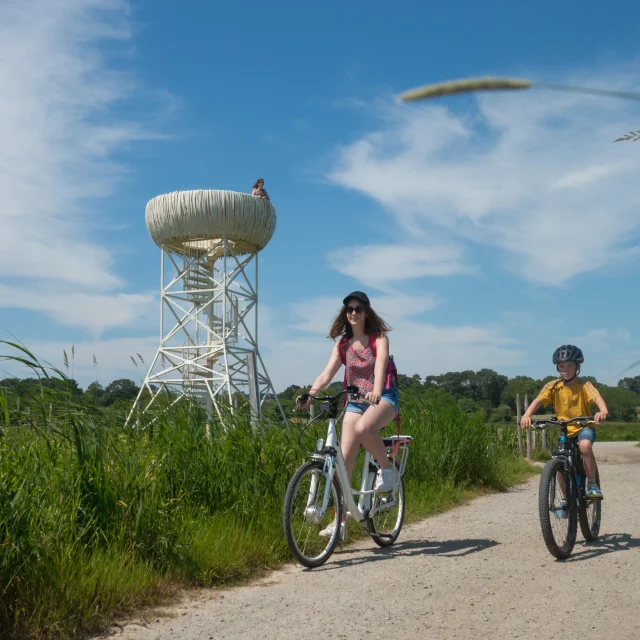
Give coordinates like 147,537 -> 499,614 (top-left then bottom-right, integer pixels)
0,284 -> 155,336
327,243 -> 469,289
260,297 -> 523,391
0,0 -> 168,333
327,73 -> 640,286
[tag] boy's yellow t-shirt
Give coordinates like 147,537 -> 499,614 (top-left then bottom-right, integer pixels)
536,378 -> 600,437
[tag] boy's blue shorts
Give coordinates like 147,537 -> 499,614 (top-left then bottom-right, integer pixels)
574,427 -> 596,444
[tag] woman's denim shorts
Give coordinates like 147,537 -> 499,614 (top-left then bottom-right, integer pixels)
345,386 -> 399,417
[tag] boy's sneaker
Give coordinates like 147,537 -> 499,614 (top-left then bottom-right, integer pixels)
375,467 -> 395,493
587,483 -> 603,500
554,501 -> 568,519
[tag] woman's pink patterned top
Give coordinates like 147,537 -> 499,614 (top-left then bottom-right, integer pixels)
345,342 -> 375,395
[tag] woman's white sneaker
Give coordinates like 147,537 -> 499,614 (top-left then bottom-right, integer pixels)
319,521 -> 340,538
375,467 -> 395,493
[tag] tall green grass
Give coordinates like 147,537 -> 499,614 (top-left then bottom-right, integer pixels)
0,345 -> 533,639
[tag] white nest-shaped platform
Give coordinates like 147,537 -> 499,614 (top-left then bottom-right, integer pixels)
145,190 -> 277,257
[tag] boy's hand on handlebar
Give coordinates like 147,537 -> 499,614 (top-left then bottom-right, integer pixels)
520,415 -> 532,429
594,410 -> 608,424
364,391 -> 380,405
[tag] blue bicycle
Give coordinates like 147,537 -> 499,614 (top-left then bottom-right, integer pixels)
533,416 -> 602,559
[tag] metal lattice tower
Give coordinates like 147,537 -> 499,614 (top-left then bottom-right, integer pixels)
129,190 -> 286,423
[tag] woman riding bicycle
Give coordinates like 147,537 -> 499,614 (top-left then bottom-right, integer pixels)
297,291 -> 399,501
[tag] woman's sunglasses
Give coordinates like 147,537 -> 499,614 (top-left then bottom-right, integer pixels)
346,305 -> 364,314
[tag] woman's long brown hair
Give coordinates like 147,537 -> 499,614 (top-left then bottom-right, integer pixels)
252,178 -> 265,189
328,301 -> 392,340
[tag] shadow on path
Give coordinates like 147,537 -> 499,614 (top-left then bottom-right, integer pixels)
563,533 -> 640,563
309,537 -> 499,572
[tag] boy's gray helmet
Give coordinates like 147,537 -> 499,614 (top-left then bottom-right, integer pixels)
552,344 -> 584,365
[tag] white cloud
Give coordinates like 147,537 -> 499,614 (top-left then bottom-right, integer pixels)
260,299 -> 524,391
327,243 -> 468,289
287,292 -> 441,335
551,163 -> 620,190
327,73 -> 640,286
568,327 -> 631,354
0,0 -> 168,328
0,284 -> 155,336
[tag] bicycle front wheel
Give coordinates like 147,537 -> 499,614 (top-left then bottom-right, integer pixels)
369,465 -> 405,547
539,457 -> 577,559
283,460 -> 343,568
579,470 -> 601,542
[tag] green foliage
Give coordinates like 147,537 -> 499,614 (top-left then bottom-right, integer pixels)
594,422 -> 640,442
101,378 -> 140,407
597,385 -> 639,422
397,373 -> 423,391
499,376 -> 540,410
618,375 -> 640,395
457,397 -> 476,414
490,404 -> 512,424
85,381 -> 105,405
278,384 -> 301,401
0,343 -> 531,639
424,369 -> 508,406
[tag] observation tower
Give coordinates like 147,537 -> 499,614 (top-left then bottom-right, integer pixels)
130,190 -> 285,422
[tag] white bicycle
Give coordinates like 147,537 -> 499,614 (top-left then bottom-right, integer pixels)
282,385 -> 412,568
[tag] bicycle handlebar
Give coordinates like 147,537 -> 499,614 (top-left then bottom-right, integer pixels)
532,416 -> 595,429
297,385 -> 375,409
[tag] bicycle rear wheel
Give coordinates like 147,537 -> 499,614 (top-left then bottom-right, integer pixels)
539,457 -> 577,559
283,460 -> 343,568
369,463 -> 405,547
579,470 -> 601,542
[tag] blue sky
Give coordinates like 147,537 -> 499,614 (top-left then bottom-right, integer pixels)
1,0 -> 640,392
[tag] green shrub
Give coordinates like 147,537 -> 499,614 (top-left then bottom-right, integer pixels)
0,343 -> 532,639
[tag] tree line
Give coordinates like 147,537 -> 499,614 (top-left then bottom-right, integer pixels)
0,377 -> 142,409
279,369 -> 640,423
3,370 -> 640,422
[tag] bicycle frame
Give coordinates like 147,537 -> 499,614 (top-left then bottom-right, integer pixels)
535,416 -> 595,509
552,435 -> 591,509
310,415 -> 381,525
302,390 -> 409,531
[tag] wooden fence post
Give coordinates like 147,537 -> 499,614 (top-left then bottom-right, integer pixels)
516,393 -> 524,455
529,392 -> 537,451
497,428 -> 503,442
542,427 -> 548,453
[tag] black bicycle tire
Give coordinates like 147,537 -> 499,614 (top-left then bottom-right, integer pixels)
283,460 -> 343,568
579,470 -> 601,542
369,467 -> 405,547
539,457 -> 577,559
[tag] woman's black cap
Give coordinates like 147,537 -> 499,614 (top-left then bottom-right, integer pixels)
343,291 -> 370,306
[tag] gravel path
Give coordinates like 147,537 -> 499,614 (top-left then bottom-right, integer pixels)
105,442 -> 640,640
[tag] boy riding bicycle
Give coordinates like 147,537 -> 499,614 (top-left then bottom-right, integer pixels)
521,344 -> 608,500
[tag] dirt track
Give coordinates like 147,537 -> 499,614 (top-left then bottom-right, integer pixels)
105,442 -> 640,640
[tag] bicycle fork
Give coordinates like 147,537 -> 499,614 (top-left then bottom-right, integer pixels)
303,454 -> 336,526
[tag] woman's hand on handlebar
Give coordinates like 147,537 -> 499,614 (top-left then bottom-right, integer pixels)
594,410 -> 608,424
364,391 -> 381,405
520,415 -> 532,430
296,392 -> 312,410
